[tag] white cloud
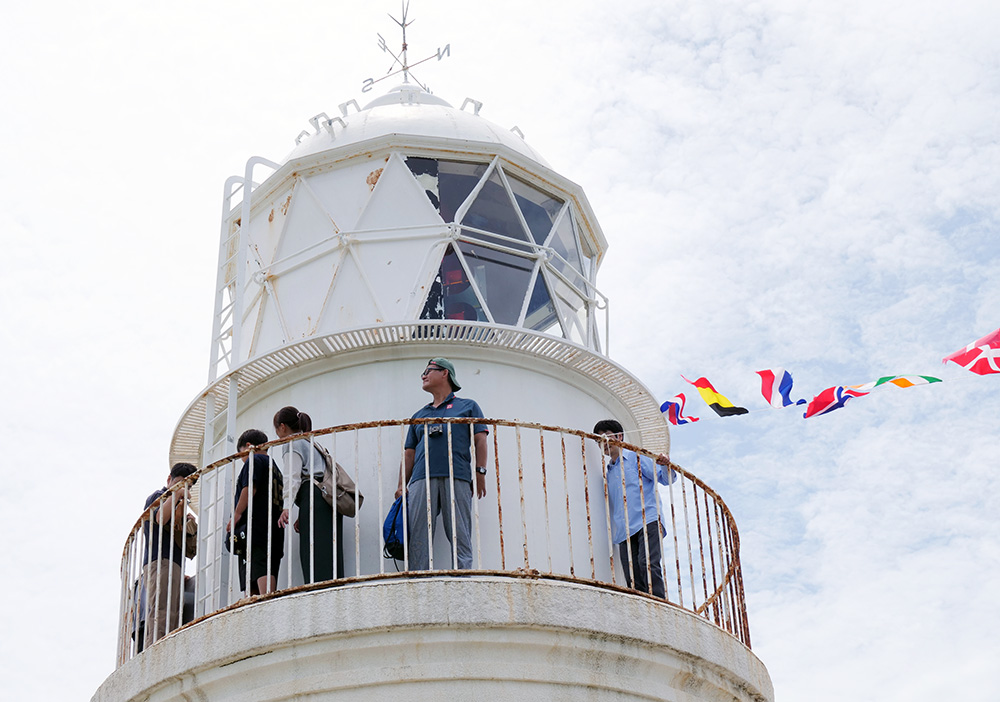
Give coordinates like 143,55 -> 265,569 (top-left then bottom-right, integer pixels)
1,0 -> 998,699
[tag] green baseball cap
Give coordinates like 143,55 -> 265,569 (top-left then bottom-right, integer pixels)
427,357 -> 461,391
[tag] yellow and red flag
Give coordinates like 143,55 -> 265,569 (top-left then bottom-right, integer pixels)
682,375 -> 749,417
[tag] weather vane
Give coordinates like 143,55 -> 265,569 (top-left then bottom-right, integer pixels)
362,1 -> 450,93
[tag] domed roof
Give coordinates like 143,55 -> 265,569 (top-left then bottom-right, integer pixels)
284,84 -> 550,167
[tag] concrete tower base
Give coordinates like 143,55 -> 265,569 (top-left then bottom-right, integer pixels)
94,577 -> 773,702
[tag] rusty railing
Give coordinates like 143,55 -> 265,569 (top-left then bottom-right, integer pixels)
117,418 -> 749,665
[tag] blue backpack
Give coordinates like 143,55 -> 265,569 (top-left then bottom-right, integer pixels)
382,496 -> 405,561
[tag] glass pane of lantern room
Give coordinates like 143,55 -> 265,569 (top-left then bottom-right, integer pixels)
405,158 -> 489,223
461,170 -> 532,251
549,274 -> 589,346
524,267 -> 562,337
578,234 -> 595,280
420,244 -> 487,322
458,240 -> 535,326
559,299 -> 588,347
549,209 -> 585,281
505,171 -> 563,245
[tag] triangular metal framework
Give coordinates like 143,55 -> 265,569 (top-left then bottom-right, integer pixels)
411,156 -> 598,347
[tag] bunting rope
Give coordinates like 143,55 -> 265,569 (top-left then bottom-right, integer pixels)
660,327 -> 1000,424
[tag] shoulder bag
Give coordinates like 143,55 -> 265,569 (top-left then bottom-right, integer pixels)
313,443 -> 364,517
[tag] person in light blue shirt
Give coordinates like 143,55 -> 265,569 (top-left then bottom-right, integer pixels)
594,419 -> 675,598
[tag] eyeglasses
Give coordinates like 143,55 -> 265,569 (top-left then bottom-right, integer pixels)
422,367 -> 445,377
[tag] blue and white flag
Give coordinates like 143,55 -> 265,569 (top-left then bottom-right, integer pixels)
660,393 -> 699,425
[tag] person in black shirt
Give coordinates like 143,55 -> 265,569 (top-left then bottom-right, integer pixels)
227,429 -> 285,596
141,462 -> 197,648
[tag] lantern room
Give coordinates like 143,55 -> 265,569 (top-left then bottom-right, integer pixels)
209,84 -> 609,385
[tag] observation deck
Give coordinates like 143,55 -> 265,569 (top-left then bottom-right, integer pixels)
97,419 -> 772,702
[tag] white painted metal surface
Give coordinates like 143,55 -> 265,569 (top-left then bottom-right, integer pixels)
96,578 -> 772,702
290,84 -> 551,166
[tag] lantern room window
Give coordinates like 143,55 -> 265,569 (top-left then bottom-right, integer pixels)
409,155 -> 598,349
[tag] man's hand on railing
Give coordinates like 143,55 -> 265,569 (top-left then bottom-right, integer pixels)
655,453 -> 670,466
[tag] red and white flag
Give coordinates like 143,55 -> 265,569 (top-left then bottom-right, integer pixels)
943,327 -> 1000,375
756,367 -> 806,409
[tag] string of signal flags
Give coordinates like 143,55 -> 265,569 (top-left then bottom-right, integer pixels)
660,327 -> 1000,426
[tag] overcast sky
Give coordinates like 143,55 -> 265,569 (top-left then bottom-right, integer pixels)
2,1 -> 998,699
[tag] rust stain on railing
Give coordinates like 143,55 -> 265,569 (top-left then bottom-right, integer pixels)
560,434 -> 575,578
492,428 -> 505,571
580,434 -> 595,580
538,430 -> 552,574
118,418 -> 751,666
515,426 -> 529,571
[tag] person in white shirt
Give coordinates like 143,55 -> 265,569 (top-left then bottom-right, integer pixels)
274,406 -> 343,583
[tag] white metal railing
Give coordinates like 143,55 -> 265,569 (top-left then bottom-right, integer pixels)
118,419 -> 750,666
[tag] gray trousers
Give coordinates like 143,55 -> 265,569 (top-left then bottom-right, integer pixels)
406,477 -> 473,570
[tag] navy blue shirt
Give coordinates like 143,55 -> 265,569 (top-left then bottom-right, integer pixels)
405,393 -> 487,484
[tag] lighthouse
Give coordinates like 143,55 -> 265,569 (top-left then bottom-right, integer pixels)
94,22 -> 773,702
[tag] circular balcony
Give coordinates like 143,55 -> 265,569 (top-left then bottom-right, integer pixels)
119,420 -> 751,666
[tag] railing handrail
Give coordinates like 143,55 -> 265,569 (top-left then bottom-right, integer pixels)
121,418 -> 749,662
134,419 -> 719,553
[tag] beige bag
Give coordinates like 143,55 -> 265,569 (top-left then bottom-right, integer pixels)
174,514 -> 197,559
313,444 -> 364,517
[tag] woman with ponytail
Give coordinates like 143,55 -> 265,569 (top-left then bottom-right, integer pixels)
274,406 -> 344,583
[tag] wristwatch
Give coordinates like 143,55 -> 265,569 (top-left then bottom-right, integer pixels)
475,466 -> 487,475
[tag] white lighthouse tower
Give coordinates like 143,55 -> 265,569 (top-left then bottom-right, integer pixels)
95,20 -> 773,702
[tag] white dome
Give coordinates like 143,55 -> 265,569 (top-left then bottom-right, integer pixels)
284,84 -> 550,167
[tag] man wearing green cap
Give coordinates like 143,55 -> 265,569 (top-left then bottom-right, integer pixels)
396,357 -> 488,570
